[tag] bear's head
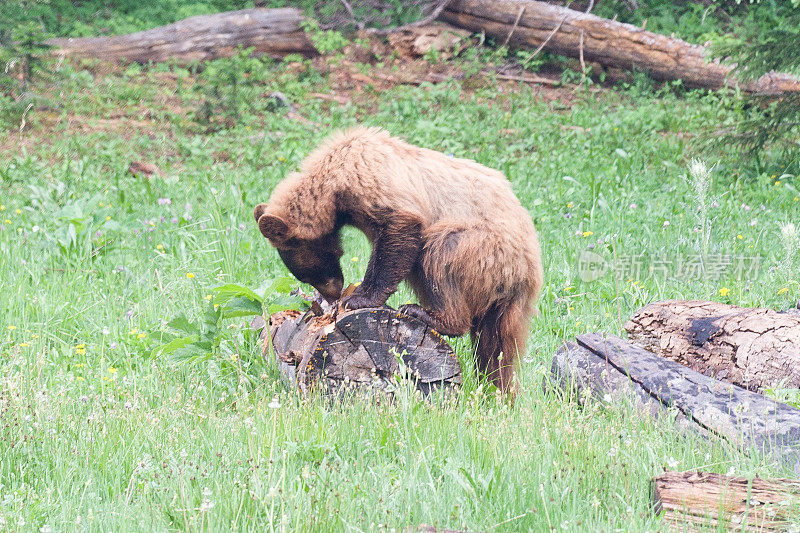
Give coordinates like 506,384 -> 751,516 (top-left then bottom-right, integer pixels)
254,203 -> 344,302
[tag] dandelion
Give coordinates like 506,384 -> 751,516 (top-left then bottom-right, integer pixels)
719,287 -> 731,297
156,244 -> 164,250
108,367 -> 118,374
15,208 -> 21,215
137,332 -> 146,339
351,256 -> 359,262
18,343 -> 30,347
3,219 -> 10,224
7,325 -> 16,331
737,234 -> 743,240
582,231 -> 593,237
186,272 -> 195,279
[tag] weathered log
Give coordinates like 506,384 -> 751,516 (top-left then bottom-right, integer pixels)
257,306 -> 462,397
439,0 -> 800,94
47,8 -> 316,63
551,342 -> 709,437
550,333 -> 800,475
652,471 -> 800,530
625,300 -> 800,391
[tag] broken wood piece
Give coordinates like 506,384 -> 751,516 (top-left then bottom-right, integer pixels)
625,300 -> 800,391
550,333 -> 800,475
260,306 -> 462,397
48,8 -> 316,63
387,23 -> 471,58
652,471 -> 800,530
438,0 -> 800,94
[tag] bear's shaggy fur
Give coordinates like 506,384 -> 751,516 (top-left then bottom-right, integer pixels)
254,127 -> 543,394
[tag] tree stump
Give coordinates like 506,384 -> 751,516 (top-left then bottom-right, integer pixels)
257,306 -> 462,397
625,300 -> 800,391
652,471 -> 800,530
550,333 -> 800,475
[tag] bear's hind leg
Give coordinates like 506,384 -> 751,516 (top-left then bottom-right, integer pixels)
397,303 -> 469,337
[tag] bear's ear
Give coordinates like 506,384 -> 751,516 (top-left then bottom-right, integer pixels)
253,203 -> 268,223
257,213 -> 291,245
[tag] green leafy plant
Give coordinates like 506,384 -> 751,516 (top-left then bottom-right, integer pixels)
301,18 -> 348,55
192,46 -> 272,130
151,277 -> 309,387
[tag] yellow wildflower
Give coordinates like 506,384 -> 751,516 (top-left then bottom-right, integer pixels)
137,332 -> 146,339
6,326 -> 16,331
15,208 -> 20,215
737,234 -> 743,240
156,244 -> 164,250
105,216 -> 111,221
205,294 -> 213,301
778,287 -> 790,295
108,367 -> 117,374
719,287 -> 731,297
129,328 -> 138,335
351,257 -> 358,262
18,343 -> 30,347
3,219 -> 10,224
0,205 -> 4,210
582,231 -> 594,237
186,272 -> 195,279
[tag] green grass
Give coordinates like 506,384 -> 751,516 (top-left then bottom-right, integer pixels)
1,52 -> 799,531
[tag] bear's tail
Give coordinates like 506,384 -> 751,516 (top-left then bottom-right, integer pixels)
471,298 -> 530,397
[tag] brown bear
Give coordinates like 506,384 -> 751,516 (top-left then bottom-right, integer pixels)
254,127 -> 543,395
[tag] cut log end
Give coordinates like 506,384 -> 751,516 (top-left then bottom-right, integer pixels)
259,306 -> 462,398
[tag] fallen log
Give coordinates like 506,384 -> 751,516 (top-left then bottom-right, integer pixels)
550,333 -> 800,475
652,471 -> 800,530
439,0 -> 800,94
625,300 -> 800,391
256,306 -> 462,397
47,8 -> 317,63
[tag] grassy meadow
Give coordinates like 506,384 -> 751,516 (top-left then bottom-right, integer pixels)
1,25 -> 800,532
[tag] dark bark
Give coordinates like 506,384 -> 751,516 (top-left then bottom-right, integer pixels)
549,333 -> 800,475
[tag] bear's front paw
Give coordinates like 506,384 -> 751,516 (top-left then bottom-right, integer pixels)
340,290 -> 386,311
398,303 -> 427,319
